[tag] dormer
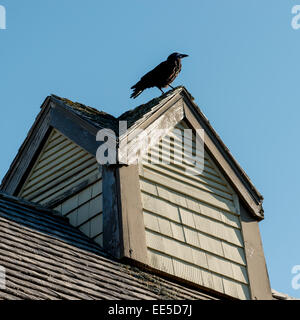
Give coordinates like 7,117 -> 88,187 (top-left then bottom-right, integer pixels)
0,87 -> 272,300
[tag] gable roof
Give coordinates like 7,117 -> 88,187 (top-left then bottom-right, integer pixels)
0,191 -> 217,300
0,86 -> 264,219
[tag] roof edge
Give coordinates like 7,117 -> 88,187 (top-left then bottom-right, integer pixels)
0,96 -> 52,192
0,191 -> 67,221
178,87 -> 264,217
272,289 -> 298,300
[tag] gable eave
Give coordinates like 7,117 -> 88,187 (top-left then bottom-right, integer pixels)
179,88 -> 264,218
0,96 -> 103,196
121,87 -> 264,220
0,96 -> 52,194
180,88 -> 263,198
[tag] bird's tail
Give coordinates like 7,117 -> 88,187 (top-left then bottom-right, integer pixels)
130,83 -> 143,99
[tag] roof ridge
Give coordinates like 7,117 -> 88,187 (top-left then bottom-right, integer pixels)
51,87 -> 184,126
118,86 -> 183,120
51,94 -> 116,120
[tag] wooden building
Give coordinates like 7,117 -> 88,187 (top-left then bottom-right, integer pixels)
0,86 -> 275,300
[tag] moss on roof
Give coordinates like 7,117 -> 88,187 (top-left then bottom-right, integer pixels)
51,94 -> 118,132
118,86 -> 183,128
51,87 -> 183,132
51,94 -> 116,119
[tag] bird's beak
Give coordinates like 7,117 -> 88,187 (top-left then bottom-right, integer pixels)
179,54 -> 188,58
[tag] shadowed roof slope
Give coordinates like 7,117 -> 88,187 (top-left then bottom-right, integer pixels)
0,191 -> 217,300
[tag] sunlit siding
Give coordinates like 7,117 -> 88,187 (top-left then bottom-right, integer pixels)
139,121 -> 250,299
19,129 -> 103,246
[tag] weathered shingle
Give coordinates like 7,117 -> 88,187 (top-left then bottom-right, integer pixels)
118,88 -> 180,128
51,94 -> 119,133
51,87 -> 182,132
0,191 -> 217,300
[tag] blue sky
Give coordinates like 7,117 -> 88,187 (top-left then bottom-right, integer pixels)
1,0 -> 300,298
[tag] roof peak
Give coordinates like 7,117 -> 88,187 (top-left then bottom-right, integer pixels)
51,86 -> 187,119
50,86 -> 188,132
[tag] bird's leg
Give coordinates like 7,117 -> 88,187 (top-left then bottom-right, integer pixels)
169,85 -> 174,90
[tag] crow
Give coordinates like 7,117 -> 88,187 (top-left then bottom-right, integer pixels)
130,52 -> 188,99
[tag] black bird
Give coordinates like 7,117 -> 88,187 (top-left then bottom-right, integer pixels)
130,52 -> 188,99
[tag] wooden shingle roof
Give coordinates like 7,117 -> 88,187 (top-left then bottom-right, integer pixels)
0,191 -> 217,300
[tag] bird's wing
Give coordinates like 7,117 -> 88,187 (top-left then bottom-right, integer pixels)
131,61 -> 170,89
139,61 -> 170,85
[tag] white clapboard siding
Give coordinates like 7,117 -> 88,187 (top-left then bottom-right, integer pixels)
139,120 -> 251,299
19,129 -> 103,247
